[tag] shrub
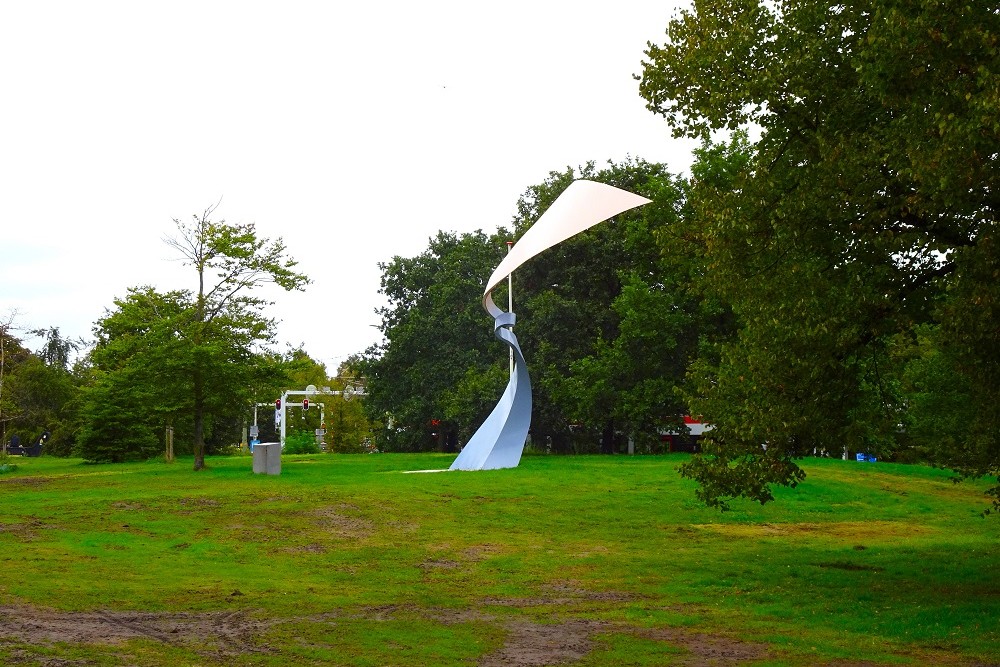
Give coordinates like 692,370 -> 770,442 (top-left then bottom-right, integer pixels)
283,431 -> 320,455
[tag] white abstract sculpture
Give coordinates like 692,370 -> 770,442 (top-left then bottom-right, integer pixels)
450,180 -> 651,471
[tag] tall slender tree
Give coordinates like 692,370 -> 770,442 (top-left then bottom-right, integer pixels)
162,204 -> 310,470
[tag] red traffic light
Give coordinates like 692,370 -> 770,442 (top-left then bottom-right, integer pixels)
303,398 -> 309,410
276,398 -> 281,410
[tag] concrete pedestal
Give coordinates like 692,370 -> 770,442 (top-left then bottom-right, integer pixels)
252,442 -> 281,475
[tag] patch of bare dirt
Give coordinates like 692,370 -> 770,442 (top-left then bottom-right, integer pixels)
0,476 -> 50,487
636,626 -> 768,665
0,605 -> 270,658
175,497 -> 222,514
8,596 -> 982,666
692,520 -> 931,542
109,500 -> 150,511
281,542 -> 329,554
311,505 -> 374,538
0,517 -> 46,541
482,583 -> 639,609
354,602 -> 768,666
462,543 -> 504,559
419,558 -> 461,570
479,619 -> 604,667
468,612 -> 768,666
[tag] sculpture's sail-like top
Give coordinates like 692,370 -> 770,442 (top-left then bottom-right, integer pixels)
482,180 -> 651,317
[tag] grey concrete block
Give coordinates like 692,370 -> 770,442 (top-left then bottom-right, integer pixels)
253,443 -> 281,475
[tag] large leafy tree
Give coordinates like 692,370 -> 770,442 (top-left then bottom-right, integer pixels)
639,0 -> 1000,507
7,341 -> 81,456
79,288 -> 191,462
79,207 -> 309,466
0,313 -> 31,448
362,230 -> 507,451
80,286 -> 292,463
365,159 -> 725,456
512,159 -> 717,452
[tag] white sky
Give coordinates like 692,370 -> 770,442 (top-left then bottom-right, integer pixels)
1,1 -> 695,374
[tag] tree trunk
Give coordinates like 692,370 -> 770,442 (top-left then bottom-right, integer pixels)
601,420 -> 615,455
165,424 -> 174,462
193,370 -> 206,470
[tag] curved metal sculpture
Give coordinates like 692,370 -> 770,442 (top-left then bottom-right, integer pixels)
450,180 -> 651,471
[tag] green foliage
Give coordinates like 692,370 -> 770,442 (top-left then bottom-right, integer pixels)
1,322 -> 82,455
282,346 -> 328,389
365,158 -> 729,456
639,0 -> 1000,508
514,159 -> 721,450
362,230 -> 507,451
325,388 -> 374,454
283,430 -> 320,454
75,372 -> 160,462
77,206 -> 310,465
901,322 -> 999,493
7,354 -> 82,456
163,204 -> 311,469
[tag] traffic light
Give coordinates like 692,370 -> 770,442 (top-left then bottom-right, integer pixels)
276,398 -> 281,410
302,398 -> 309,410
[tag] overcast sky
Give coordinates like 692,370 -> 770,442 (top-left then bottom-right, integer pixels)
1,1 -> 696,374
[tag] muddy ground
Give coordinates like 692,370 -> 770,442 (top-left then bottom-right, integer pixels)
0,596 -> 768,666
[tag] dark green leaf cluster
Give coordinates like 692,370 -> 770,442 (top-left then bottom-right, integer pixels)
639,0 -> 1000,509
361,231 -> 507,451
513,159 -> 724,453
363,159 -> 727,457
1,323 -> 83,456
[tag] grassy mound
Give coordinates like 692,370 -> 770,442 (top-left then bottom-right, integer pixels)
0,453 -> 996,665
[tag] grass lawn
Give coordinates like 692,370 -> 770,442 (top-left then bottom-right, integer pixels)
0,452 -> 997,665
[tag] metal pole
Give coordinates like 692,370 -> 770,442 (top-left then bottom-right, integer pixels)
280,391 -> 288,448
506,240 -> 514,376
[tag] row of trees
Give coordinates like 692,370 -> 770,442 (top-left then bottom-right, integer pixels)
0,323 -> 81,456
4,1 -> 995,510
360,158 -> 729,454
2,206 -> 373,466
361,0 -> 998,509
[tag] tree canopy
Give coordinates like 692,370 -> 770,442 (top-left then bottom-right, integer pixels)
363,159 -> 724,456
511,159 -> 718,452
639,0 -> 1000,508
163,205 -> 310,469
77,207 -> 310,465
362,230 -> 508,451
1,318 -> 81,456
